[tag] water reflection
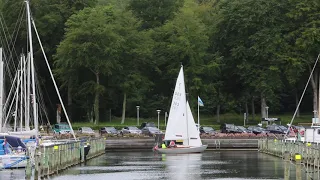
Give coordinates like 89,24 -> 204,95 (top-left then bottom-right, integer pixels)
163,154 -> 202,180
0,151 -> 315,179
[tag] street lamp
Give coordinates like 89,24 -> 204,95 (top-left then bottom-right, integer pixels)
265,106 -> 269,118
313,110 -> 318,118
164,111 -> 167,126
136,106 -> 140,126
157,109 -> 161,129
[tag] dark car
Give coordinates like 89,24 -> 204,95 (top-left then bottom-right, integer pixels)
236,126 -> 251,133
220,123 -> 242,133
141,127 -> 163,136
266,124 -> 287,134
140,122 -> 156,129
200,126 -> 216,135
247,126 -> 268,135
100,127 -> 119,135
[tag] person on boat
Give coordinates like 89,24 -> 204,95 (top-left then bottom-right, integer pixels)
169,140 -> 176,148
161,142 -> 167,149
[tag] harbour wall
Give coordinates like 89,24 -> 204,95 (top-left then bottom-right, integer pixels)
105,138 -> 259,150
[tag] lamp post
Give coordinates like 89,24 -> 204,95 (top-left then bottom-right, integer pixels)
313,110 -> 318,124
164,111 -> 167,126
157,109 -> 161,129
265,106 -> 269,118
313,110 -> 317,118
136,106 -> 140,126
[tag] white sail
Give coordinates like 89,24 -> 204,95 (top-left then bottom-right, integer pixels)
187,101 -> 202,146
156,65 -> 208,153
164,66 -> 188,141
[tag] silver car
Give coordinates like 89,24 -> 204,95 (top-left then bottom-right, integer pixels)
121,126 -> 142,135
78,127 -> 95,134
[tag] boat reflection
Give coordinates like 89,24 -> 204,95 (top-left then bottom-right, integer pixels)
164,153 -> 202,180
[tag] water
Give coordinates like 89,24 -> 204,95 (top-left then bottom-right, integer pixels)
0,150 -> 312,179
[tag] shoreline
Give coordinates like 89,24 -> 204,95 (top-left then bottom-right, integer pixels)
105,138 -> 259,150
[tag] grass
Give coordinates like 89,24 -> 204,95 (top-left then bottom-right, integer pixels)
70,112 -> 314,131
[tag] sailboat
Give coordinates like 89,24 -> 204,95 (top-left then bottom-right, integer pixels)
155,65 -> 207,154
0,0 -> 76,140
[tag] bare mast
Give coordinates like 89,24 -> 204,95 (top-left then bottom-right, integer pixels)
26,0 -> 38,134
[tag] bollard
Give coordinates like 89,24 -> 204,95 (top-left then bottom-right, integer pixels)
295,153 -> 302,180
284,151 -> 290,180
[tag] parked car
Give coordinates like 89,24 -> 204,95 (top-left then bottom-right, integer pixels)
236,126 -> 251,133
141,127 -> 162,136
220,123 -> 242,133
247,126 -> 268,135
121,126 -> 142,135
266,124 -> 288,134
200,126 -> 216,135
100,127 -> 119,135
78,127 -> 95,134
53,123 -> 71,134
140,122 -> 156,129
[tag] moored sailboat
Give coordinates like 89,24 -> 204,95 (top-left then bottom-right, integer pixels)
155,65 -> 207,154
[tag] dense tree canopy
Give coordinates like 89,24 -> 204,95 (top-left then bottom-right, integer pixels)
1,0 -> 320,124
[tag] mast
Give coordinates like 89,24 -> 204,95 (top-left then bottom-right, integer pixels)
26,0 -> 38,134
318,71 -> 320,122
26,53 -> 30,130
20,55 -> 24,131
24,54 -> 29,130
182,65 -> 189,146
0,48 -> 3,132
14,61 -> 21,132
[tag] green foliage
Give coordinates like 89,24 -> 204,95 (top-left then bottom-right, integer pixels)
129,0 -> 184,29
3,0 -> 320,124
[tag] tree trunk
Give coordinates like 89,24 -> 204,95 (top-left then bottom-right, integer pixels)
88,109 -> 93,123
245,100 -> 249,122
261,93 -> 267,118
94,73 -> 100,125
251,96 -> 255,121
216,104 -> 220,123
121,92 -> 127,124
310,67 -> 318,114
295,90 -> 300,118
67,78 -> 73,122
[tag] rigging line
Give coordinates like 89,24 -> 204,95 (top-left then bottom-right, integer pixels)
32,18 -> 77,140
0,0 -> 24,49
0,2 -> 25,84
34,68 -> 49,126
0,4 -> 26,77
0,17 -> 16,65
285,53 -> 320,138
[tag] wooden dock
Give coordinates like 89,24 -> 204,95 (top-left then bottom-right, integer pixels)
25,138 -> 105,179
258,138 -> 320,179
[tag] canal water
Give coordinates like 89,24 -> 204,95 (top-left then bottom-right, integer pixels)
0,150 -> 312,179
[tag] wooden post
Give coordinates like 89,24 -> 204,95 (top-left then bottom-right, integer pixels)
284,151 -> 290,180
295,153 -> 302,180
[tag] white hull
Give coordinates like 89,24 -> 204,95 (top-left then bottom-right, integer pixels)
156,145 -> 208,154
0,154 -> 28,169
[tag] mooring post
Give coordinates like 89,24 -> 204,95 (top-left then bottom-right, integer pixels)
284,151 -> 290,180
295,153 -> 302,180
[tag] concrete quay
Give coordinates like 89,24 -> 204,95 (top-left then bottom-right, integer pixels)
105,137 -> 259,151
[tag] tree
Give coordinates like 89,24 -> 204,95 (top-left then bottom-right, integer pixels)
56,6 -> 125,124
285,0 -> 320,113
129,0 -> 184,29
210,0 -> 291,118
150,0 -> 209,115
